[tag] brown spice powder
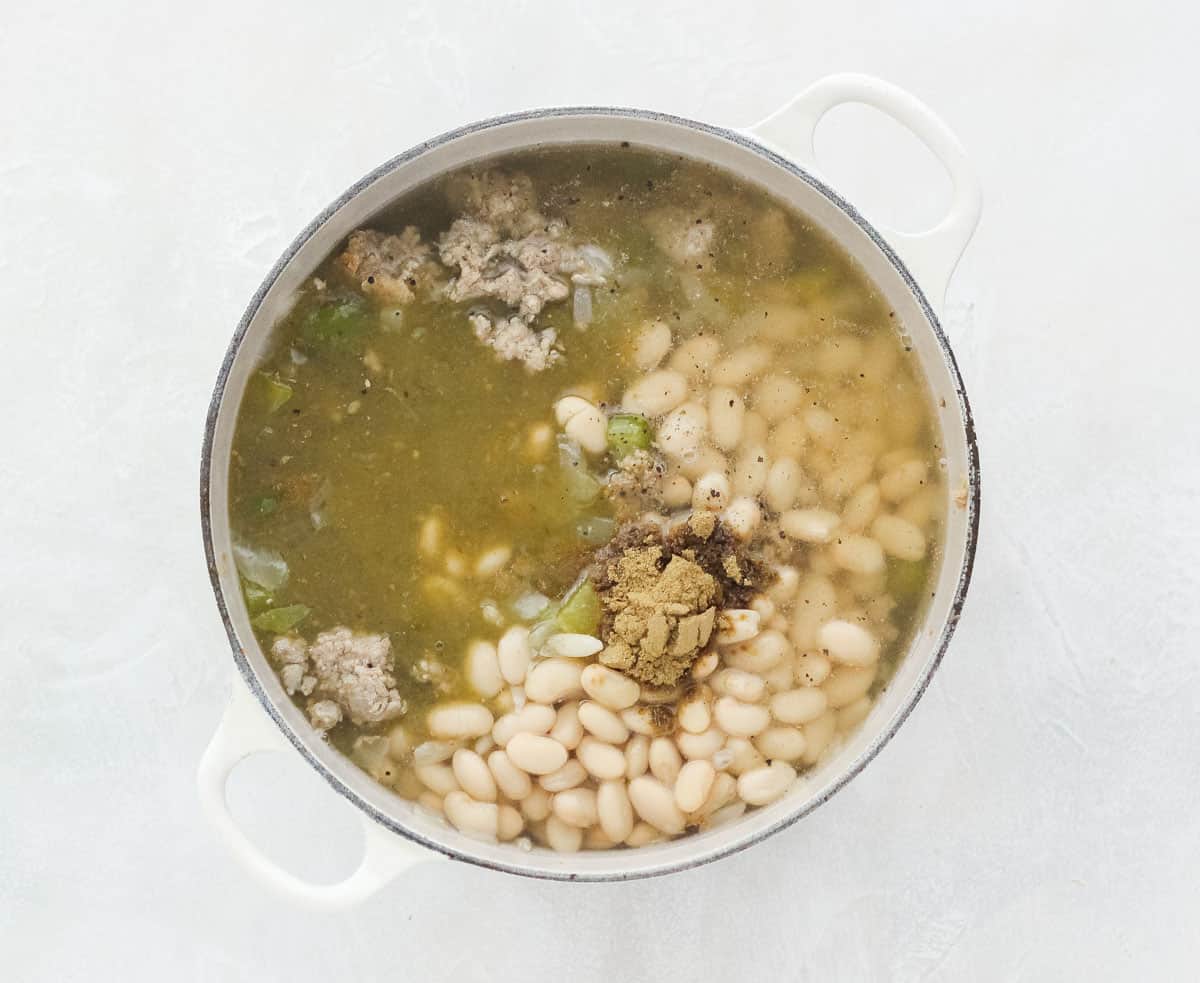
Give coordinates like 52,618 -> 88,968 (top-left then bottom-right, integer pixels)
592,513 -> 772,685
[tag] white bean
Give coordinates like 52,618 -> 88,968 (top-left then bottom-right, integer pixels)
487,749 -> 532,800
770,687 -> 829,724
708,386 -> 745,450
444,791 -> 499,838
623,369 -> 689,417
578,701 -> 630,744
464,640 -> 503,698
625,822 -> 663,847
451,749 -> 497,803
628,776 -> 687,834
817,620 -> 880,666
620,705 -> 676,737
648,737 -> 682,785
417,515 -> 443,558
690,650 -> 720,681
716,608 -> 761,645
577,737 -> 627,780
675,760 -> 716,813
692,471 -> 731,511
545,633 -> 604,658
824,665 -> 877,708
754,374 -> 806,422
804,407 -> 841,445
492,703 -> 556,745
669,334 -> 721,379
657,401 -> 708,459
580,664 -> 640,710
554,395 -> 594,426
722,496 -> 763,539
713,668 -> 767,703
794,651 -> 833,687
732,445 -> 770,496
525,658 -> 585,704
497,625 -> 532,685
412,739 -> 456,765
898,486 -> 942,528
764,458 -> 804,513
414,763 -> 458,797
625,734 -> 650,778
870,514 -> 927,561
831,534 -> 886,574
880,458 -> 929,502
802,712 -> 837,764
552,787 -> 598,828
545,814 -> 583,852
497,805 -> 524,841
539,758 -> 589,792
723,737 -> 767,776
769,415 -> 808,459
520,785 -> 552,821
822,454 -> 873,501
724,629 -> 791,674
761,659 -> 794,692
597,780 -> 635,842
676,727 -> 726,760
662,473 -> 693,507
427,702 -> 494,740
474,546 -> 512,578
711,344 -> 771,387
565,406 -> 607,455
677,685 -> 714,734
695,771 -> 738,818
837,695 -> 873,732
780,508 -> 840,543
842,483 -> 881,532
505,732 -> 569,775
767,565 -> 801,603
634,320 -> 672,370
550,701 -> 584,750
714,696 -> 771,737
737,761 -> 796,806
679,445 -> 728,482
754,727 -> 808,762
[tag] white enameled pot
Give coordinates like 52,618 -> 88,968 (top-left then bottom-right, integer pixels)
198,74 -> 981,907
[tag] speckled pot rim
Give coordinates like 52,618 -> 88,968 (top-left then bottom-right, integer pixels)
200,106 -> 980,882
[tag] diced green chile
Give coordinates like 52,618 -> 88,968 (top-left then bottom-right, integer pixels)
300,296 -> 369,349
242,582 -> 273,614
256,496 -> 279,515
606,413 -> 652,459
257,373 -> 293,413
251,604 -> 311,632
556,580 -> 601,635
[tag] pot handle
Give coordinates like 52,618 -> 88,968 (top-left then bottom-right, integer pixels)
197,674 -> 441,909
747,73 -> 981,312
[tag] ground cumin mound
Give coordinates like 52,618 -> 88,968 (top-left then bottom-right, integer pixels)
592,513 -> 770,685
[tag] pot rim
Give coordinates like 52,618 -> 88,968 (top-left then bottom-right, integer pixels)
200,105 -> 981,882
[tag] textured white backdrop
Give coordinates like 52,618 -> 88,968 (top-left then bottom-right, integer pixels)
3,2 -> 1197,980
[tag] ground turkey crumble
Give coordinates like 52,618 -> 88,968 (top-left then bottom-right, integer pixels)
336,227 -> 442,305
334,168 -> 610,372
466,312 -> 559,371
270,627 -> 407,732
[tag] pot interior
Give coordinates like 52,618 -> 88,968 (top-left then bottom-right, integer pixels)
203,109 -> 978,880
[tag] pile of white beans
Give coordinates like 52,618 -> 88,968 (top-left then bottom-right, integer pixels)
373,310 -> 943,851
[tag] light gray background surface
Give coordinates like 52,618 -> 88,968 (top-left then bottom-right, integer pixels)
3,2 -> 1196,979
